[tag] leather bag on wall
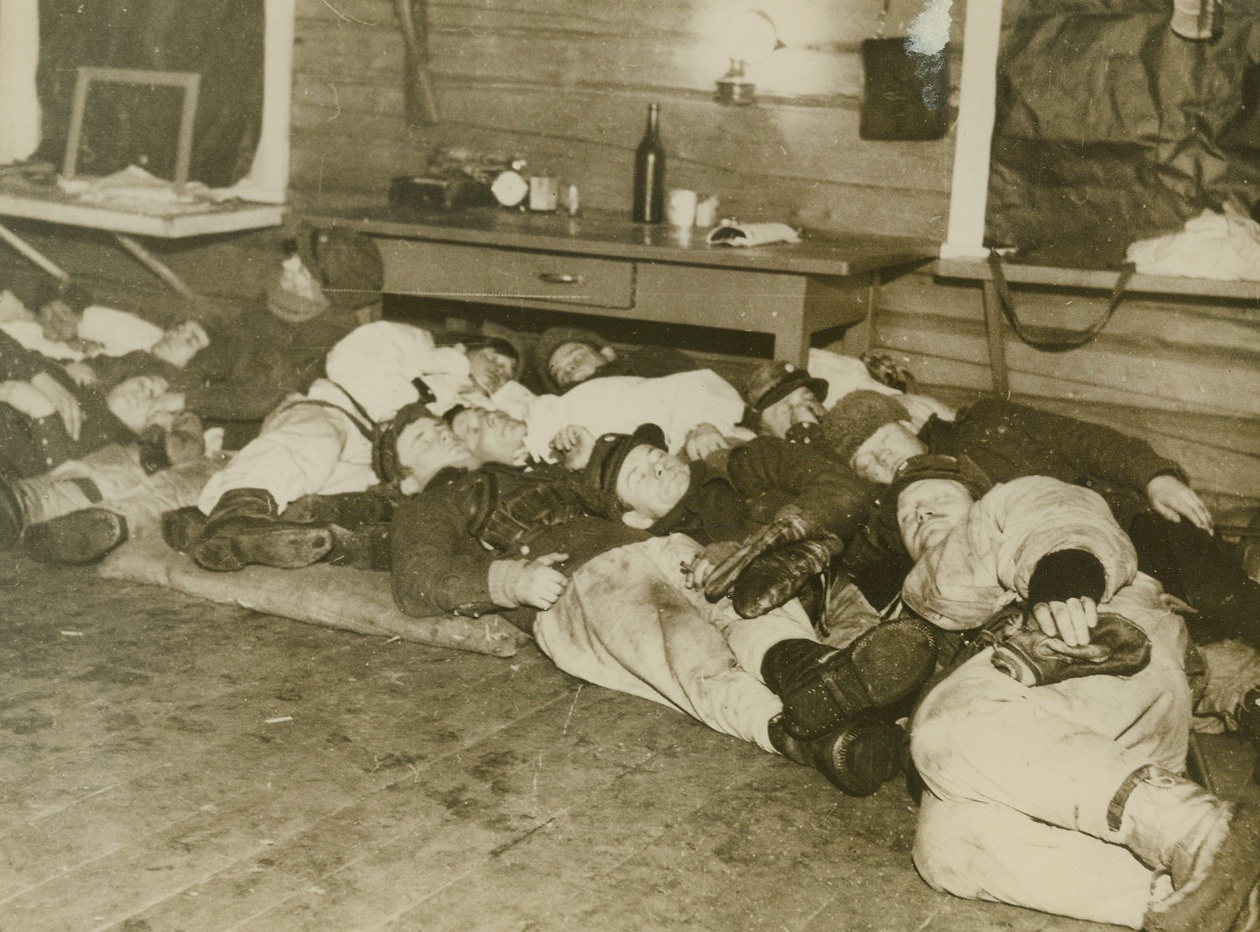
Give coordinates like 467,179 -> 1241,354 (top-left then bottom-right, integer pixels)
859,36 -> 949,141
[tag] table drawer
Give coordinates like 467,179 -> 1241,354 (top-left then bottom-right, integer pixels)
377,239 -> 635,309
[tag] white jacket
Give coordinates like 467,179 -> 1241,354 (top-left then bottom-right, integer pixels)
903,476 -> 1139,631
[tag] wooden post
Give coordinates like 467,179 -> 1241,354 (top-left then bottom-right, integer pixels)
940,0 -> 1004,260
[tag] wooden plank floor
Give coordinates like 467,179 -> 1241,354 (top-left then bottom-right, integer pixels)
1,551 -> 1255,932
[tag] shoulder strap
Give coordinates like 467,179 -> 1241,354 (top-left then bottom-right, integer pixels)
276,397 -> 376,443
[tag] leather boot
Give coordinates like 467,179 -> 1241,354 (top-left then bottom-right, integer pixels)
325,524 -> 392,571
190,488 -> 333,572
731,537 -> 843,619
761,617 -> 938,740
161,506 -> 207,554
1238,687 -> 1260,786
283,490 -> 396,531
25,509 -> 128,565
1115,767 -> 1260,932
768,713 -> 905,797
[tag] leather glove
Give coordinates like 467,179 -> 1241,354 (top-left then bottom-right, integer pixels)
703,504 -> 825,603
986,607 -> 1152,687
730,537 -> 843,619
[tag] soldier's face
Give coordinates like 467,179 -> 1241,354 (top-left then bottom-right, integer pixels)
897,478 -> 974,560
850,422 -> 927,484
759,386 -> 825,439
615,444 -> 690,522
450,406 -> 528,466
548,342 -> 609,390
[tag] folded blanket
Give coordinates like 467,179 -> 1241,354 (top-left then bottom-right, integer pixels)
97,534 -> 526,657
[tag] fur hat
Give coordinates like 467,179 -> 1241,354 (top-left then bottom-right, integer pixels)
291,222 -> 384,313
820,390 -> 909,465
582,423 -> 667,501
531,326 -> 610,395
371,401 -> 440,484
741,360 -> 829,428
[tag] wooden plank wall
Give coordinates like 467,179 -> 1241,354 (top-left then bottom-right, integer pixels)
288,0 -> 957,239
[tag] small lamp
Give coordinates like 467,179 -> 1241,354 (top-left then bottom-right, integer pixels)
715,9 -> 784,106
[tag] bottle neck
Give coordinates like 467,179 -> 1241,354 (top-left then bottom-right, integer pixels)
645,105 -> 659,135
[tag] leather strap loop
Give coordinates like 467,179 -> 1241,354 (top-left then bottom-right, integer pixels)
986,252 -> 1135,351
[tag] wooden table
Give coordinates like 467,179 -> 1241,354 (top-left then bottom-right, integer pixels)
0,179 -> 285,296
313,205 -> 936,365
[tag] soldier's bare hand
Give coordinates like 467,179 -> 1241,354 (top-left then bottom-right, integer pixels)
516,552 -> 570,610
1031,597 -> 1097,648
550,425 -> 595,470
1146,475 -> 1213,534
683,423 -> 729,463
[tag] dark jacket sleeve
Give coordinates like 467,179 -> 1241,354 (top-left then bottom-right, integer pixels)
0,327 -> 46,382
987,398 -> 1185,492
391,474 -> 503,618
728,437 -> 877,540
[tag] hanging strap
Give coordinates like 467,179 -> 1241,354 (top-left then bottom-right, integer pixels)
986,252 -> 1135,352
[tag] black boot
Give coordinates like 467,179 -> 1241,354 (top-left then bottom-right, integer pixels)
283,490 -> 396,531
768,714 -> 905,797
1239,687 -> 1260,786
190,488 -> 333,572
161,506 -> 207,554
325,524 -> 392,571
25,509 -> 128,565
761,617 -> 938,740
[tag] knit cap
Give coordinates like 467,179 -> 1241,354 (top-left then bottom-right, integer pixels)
820,390 -> 910,464
372,402 -> 441,484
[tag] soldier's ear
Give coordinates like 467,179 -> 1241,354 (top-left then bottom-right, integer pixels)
599,345 -> 618,362
620,509 -> 653,529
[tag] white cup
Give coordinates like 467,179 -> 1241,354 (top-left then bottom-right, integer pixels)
666,189 -> 698,228
529,176 -> 559,211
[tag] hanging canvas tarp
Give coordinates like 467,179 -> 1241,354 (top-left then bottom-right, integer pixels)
985,0 -> 1260,269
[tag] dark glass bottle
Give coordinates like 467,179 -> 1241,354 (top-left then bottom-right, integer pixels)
632,103 -> 665,223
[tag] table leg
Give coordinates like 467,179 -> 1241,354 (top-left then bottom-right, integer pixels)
113,233 -> 196,298
840,272 -> 879,357
0,220 -> 70,281
981,279 -> 1011,395
770,311 -> 810,368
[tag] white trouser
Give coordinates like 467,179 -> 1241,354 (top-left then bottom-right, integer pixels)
910,574 -> 1193,929
534,534 -> 817,753
198,401 -> 375,515
20,445 -> 220,533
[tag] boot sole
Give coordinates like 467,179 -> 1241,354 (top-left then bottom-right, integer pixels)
161,508 -> 207,554
192,527 -> 333,572
823,617 -> 939,717
824,720 -> 905,797
26,509 -> 128,565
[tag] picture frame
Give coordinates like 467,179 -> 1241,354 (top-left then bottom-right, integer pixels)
62,66 -> 202,185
